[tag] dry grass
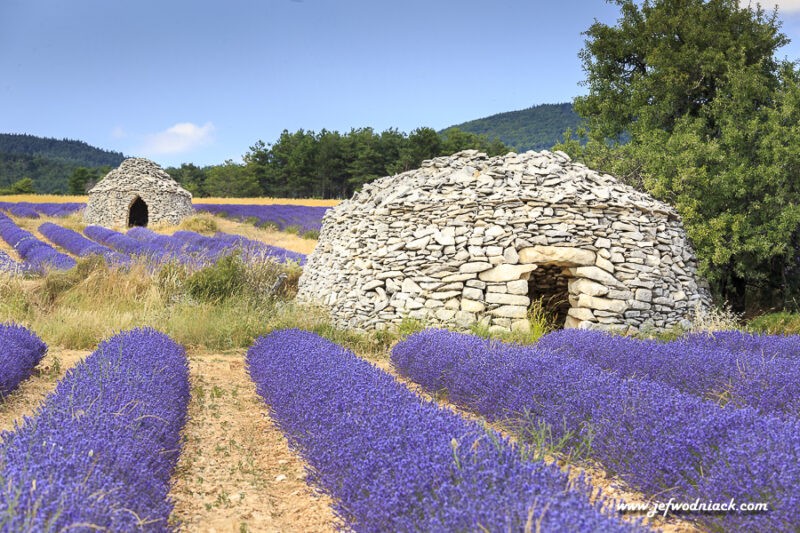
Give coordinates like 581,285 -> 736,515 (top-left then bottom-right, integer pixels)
0,194 -> 88,203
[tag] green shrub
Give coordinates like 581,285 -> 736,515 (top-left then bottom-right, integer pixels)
185,254 -> 246,303
748,312 -> 800,335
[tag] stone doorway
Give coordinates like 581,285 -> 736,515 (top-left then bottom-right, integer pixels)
517,245 -> 598,329
527,264 -> 571,328
128,196 -> 149,227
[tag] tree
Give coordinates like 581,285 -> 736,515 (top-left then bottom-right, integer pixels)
562,0 -> 799,311
166,163 -> 208,197
204,160 -> 262,198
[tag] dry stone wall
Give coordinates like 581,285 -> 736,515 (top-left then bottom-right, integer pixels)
298,150 -> 712,334
84,158 -> 194,228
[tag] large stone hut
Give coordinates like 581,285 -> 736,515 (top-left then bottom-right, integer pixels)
298,149 -> 712,334
84,158 -> 193,228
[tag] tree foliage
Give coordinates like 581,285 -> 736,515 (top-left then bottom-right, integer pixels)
559,0 -> 799,311
0,134 -> 124,194
169,127 -> 509,200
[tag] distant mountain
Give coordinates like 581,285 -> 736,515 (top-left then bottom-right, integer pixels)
0,134 -> 125,194
443,102 -> 582,153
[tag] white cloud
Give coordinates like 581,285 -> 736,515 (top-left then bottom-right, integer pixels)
774,0 -> 800,13
111,126 -> 127,139
139,122 -> 215,155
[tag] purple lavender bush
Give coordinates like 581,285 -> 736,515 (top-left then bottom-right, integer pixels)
84,225 -> 168,261
0,212 -> 76,273
0,328 -> 189,531
0,202 -> 84,218
392,329 -> 799,532
679,330 -> 800,359
39,222 -> 127,265
213,232 -> 306,265
0,323 -> 47,397
247,329 -> 637,533
0,202 -> 39,218
194,203 -> 328,235
537,329 -> 800,418
0,250 -> 26,275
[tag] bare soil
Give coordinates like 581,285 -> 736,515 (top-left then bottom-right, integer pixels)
0,348 -> 89,433
168,349 -> 337,533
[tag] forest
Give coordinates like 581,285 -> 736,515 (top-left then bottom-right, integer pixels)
166,126 -> 508,199
444,102 -> 582,152
0,134 -> 124,194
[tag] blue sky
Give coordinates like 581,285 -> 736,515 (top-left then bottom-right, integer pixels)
2,0 -> 799,167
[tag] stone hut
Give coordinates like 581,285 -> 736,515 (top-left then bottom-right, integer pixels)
84,158 -> 194,228
298,150 -> 712,334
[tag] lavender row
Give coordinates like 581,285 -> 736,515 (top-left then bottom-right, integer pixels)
537,329 -> 800,418
0,323 -> 47,397
392,329 -> 799,532
212,232 -> 306,265
168,230 -> 306,265
0,328 -> 190,531
0,212 -> 76,272
679,330 -> 800,359
84,224 -> 170,261
0,250 -> 26,275
39,222 -> 127,265
247,329 -> 634,532
0,202 -> 84,218
195,203 -> 328,234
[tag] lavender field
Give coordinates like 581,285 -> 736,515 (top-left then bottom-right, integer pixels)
0,199 -> 797,531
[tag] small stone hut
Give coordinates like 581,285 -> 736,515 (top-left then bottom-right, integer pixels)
84,158 -> 193,228
298,150 -> 712,334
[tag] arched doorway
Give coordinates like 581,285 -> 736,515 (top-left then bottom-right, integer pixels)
128,196 -> 149,227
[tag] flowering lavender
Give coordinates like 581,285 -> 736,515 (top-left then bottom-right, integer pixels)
536,329 -> 800,418
0,250 -> 26,275
392,329 -> 800,532
194,203 -> 328,234
39,222 -> 127,265
213,232 -> 306,265
247,329 -> 636,532
0,212 -> 76,272
0,202 -> 39,218
0,328 -> 190,531
0,323 -> 47,397
0,202 -> 84,218
679,330 -> 800,360
84,225 -> 168,261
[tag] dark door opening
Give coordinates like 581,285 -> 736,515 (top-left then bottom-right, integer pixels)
527,264 -> 571,328
128,197 -> 149,227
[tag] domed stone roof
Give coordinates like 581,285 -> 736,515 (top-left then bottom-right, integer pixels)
299,149 -> 711,334
84,158 -> 193,228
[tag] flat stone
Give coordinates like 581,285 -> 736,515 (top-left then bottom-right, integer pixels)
479,263 -> 538,282
518,245 -> 596,266
507,279 -> 529,295
462,287 -> 483,300
567,307 -> 596,321
489,305 -> 529,319
569,266 -> 621,287
459,261 -> 494,273
461,299 -> 486,313
485,293 -> 530,306
577,294 -> 627,313
568,278 -> 609,297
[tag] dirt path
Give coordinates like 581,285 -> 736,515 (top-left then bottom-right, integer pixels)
168,350 -> 336,533
0,348 -> 89,433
